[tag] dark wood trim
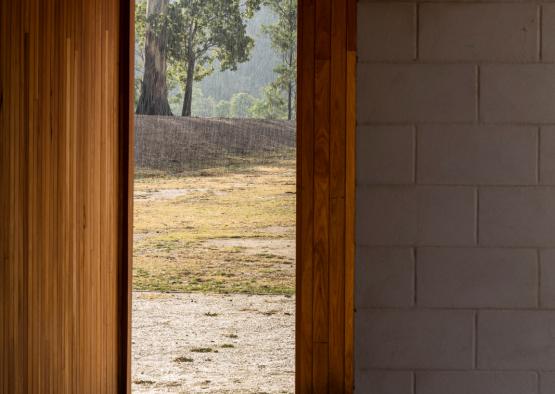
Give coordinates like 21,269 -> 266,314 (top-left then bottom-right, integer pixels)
120,0 -> 135,393
296,0 -> 356,392
122,0 -> 356,391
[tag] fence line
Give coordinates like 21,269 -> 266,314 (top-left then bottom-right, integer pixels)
134,115 -> 296,171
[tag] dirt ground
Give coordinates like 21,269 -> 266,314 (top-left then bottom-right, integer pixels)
132,158 -> 296,392
133,159 -> 296,295
132,292 -> 295,393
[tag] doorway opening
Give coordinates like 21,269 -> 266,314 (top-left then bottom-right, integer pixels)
131,0 -> 297,392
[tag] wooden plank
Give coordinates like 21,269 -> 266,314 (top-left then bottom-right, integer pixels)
106,1 -> 118,388
39,0 -> 51,389
63,22 -> 71,394
344,2 -> 356,392
100,25 -> 108,394
313,59 -> 330,394
313,0 -> 331,348
0,1 -> 129,391
94,0 -> 101,386
297,0 -> 315,392
71,16 -> 81,391
52,1 -> 63,387
21,27 -> 30,378
313,0 -> 332,389
13,2 -> 23,391
313,342 -> 329,393
329,0 -> 347,391
344,51 -> 356,394
347,0 -> 357,53
315,0 -> 331,61
28,2 -> 39,388
83,0 -> 93,388
121,1 -> 134,392
0,1 -> 6,391
7,2 -> 16,390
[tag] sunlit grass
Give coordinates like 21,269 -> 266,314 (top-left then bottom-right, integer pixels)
132,155 -> 296,295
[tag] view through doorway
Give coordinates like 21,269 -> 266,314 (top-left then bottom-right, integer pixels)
131,0 -> 297,392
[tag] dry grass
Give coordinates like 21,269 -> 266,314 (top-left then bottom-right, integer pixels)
132,156 -> 296,295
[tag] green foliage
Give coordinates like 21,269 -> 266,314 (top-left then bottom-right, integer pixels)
152,0 -> 261,115
199,6 -> 279,102
134,0 -> 148,108
170,87 -> 256,118
135,0 -> 148,52
257,0 -> 297,120
189,87 -> 214,117
230,93 -> 256,118
168,88 -> 183,115
215,100 -> 231,118
249,85 -> 287,120
133,0 -> 296,119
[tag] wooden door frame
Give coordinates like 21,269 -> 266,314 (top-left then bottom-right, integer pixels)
296,0 -> 356,392
123,0 -> 135,391
123,0 -> 356,392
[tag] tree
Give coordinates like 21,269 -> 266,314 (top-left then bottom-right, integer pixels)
215,100 -> 231,118
230,92 -> 256,118
163,0 -> 260,117
134,0 -> 148,109
260,0 -> 297,120
198,6 -> 279,102
249,85 -> 287,119
136,0 -> 173,116
168,86 -> 183,115
191,87 -> 217,117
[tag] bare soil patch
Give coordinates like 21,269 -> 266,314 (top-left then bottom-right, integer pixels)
133,159 -> 295,295
132,292 -> 294,393
204,238 -> 294,260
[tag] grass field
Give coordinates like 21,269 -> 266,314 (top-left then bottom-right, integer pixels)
132,153 -> 296,295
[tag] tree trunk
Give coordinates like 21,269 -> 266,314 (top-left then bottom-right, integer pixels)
136,0 -> 172,116
287,49 -> 294,121
181,56 -> 196,117
287,82 -> 292,121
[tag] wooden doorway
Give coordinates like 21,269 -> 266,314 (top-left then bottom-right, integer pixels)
127,0 -> 356,391
0,0 -> 355,392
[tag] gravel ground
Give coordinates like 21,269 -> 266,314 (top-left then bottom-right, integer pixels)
132,292 -> 295,393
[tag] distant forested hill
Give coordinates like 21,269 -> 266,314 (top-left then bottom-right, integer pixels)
198,6 -> 279,102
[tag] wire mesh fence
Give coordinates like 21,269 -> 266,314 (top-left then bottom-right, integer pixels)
134,115 -> 296,172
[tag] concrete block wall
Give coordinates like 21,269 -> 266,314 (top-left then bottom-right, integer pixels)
356,1 -> 555,393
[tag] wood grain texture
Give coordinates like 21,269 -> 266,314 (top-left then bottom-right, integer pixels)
1,0 -> 353,391
0,1 -> 131,392
297,0 -> 315,392
297,0 -> 355,392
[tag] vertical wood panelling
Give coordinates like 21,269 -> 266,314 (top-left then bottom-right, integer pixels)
0,1 -> 131,392
297,0 -> 355,392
